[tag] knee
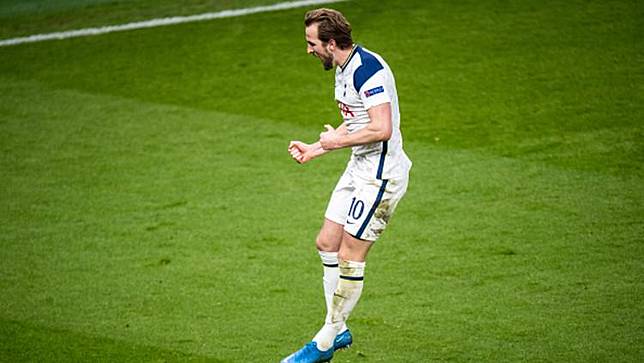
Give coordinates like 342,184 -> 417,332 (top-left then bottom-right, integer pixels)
316,219 -> 344,252
337,243 -> 352,261
337,235 -> 371,262
337,249 -> 352,262
316,233 -> 337,252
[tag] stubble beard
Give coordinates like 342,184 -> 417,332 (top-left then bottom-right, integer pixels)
319,51 -> 334,71
323,57 -> 333,71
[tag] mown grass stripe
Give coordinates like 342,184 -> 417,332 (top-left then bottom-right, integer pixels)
0,0 -> 345,47
1,77 -> 641,361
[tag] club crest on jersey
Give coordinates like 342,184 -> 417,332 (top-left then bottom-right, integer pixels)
364,86 -> 384,98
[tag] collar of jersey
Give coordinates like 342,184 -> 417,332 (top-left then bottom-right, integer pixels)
339,44 -> 359,72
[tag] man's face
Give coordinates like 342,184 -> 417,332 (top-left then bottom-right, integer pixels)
305,24 -> 334,71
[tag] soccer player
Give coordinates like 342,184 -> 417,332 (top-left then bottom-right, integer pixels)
282,8 -> 412,363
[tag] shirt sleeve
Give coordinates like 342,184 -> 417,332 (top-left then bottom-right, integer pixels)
358,69 -> 391,109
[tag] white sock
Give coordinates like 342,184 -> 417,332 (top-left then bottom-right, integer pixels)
313,259 -> 365,351
317,251 -> 348,332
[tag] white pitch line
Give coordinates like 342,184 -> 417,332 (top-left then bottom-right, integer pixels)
0,0 -> 345,47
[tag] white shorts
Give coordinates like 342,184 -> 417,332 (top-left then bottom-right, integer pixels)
324,167 -> 409,241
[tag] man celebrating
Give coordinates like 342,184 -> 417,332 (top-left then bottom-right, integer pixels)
282,8 -> 412,363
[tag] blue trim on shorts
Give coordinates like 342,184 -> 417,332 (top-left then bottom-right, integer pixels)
376,141 -> 388,180
355,179 -> 389,239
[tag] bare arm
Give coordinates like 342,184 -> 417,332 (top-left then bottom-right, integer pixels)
288,123 -> 348,164
319,103 -> 392,150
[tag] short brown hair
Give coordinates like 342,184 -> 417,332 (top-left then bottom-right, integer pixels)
304,8 -> 353,50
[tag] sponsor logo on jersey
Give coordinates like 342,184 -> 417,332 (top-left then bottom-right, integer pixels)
364,86 -> 384,98
338,101 -> 355,117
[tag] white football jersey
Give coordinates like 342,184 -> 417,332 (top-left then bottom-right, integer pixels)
335,45 -> 412,180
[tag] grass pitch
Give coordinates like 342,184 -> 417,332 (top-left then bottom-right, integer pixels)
0,0 -> 642,362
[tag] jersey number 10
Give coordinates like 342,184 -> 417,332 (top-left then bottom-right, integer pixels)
348,197 -> 365,220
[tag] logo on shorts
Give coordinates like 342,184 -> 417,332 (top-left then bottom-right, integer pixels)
364,86 -> 384,98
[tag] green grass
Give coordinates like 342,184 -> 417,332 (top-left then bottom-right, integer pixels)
0,0 -> 289,38
1,0 -> 642,361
